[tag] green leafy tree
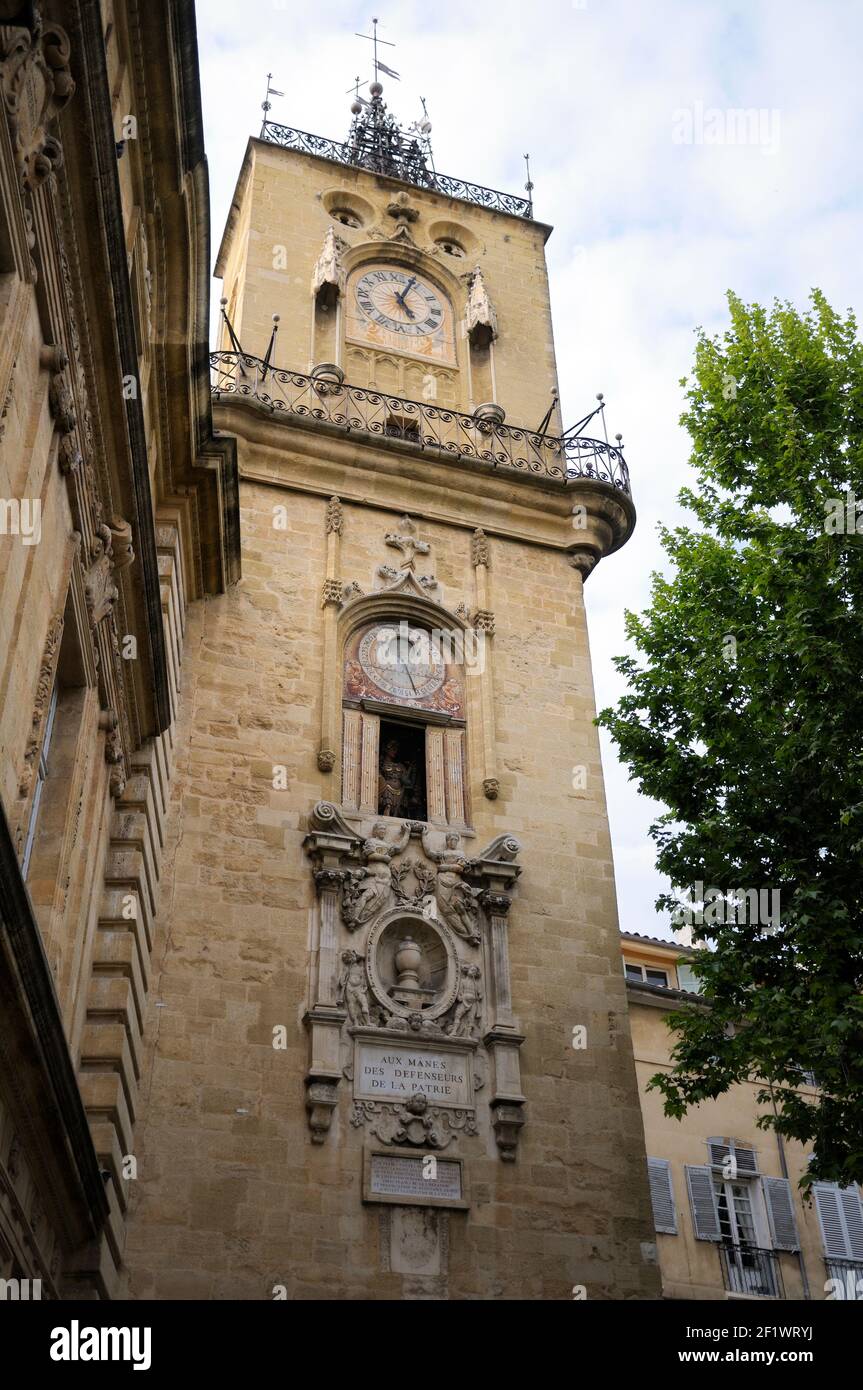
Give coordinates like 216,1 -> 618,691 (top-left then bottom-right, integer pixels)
598,290 -> 863,1187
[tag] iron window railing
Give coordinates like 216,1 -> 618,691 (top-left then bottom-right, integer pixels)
719,1241 -> 784,1298
209,353 -> 632,495
824,1258 -> 863,1300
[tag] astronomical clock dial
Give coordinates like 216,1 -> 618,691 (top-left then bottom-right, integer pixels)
357,623 -> 445,701
346,264 -> 455,363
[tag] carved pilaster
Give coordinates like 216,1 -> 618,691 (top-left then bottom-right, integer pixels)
319,496 -> 343,773
19,610 -> 63,798
444,727 -> 466,826
471,531 -> 499,801
359,713 -> 380,814
426,726 -> 446,824
302,804 -> 362,1142
341,709 -> 362,809
468,834 -> 526,1160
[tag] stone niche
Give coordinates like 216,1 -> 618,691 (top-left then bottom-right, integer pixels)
302,802 -> 527,1175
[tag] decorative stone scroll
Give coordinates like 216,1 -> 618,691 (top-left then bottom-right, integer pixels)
0,7 -> 75,191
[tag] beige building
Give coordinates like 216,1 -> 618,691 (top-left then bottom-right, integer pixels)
0,1 -> 237,1297
624,932 -> 863,1301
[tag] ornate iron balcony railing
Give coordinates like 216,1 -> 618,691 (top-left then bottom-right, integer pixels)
259,120 -> 534,220
718,1242 -> 784,1299
209,352 -> 632,495
825,1258 -> 863,1300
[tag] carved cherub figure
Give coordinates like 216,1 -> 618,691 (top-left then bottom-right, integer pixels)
336,949 -> 371,1027
342,820 -> 411,929
421,829 -> 482,945
448,963 -> 483,1038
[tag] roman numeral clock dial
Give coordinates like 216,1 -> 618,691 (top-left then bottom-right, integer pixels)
348,265 -> 453,361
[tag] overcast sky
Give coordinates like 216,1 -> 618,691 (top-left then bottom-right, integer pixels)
197,0 -> 863,941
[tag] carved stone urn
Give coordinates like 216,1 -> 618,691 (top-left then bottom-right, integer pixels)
311,362 -> 345,396
394,936 -> 422,990
473,401 -> 506,430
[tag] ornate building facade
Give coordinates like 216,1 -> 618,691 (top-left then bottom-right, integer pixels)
0,7 -> 658,1300
0,1 -> 237,1297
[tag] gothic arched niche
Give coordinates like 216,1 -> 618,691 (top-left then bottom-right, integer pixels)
339,600 -> 471,830
344,618 -> 464,719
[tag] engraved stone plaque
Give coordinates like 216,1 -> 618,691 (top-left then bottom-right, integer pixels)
355,1040 -> 472,1107
364,1151 -> 468,1208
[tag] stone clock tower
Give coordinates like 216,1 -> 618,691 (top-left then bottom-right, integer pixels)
124,81 -> 660,1301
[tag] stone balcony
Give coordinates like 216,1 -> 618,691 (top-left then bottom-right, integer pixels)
210,353 -> 635,576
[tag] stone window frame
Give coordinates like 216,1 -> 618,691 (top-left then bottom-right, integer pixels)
17,563 -> 98,994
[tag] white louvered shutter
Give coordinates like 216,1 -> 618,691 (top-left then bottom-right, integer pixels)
814,1184 -> 863,1260
841,1188 -> 863,1260
707,1137 -> 758,1175
647,1158 -> 677,1234
734,1146 -> 758,1174
686,1164 -> 721,1240
763,1177 -> 800,1252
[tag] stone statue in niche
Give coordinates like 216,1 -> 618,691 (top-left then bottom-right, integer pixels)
422,829 -> 482,946
342,820 -> 411,930
336,949 -> 372,1026
378,736 -> 420,818
447,963 -> 483,1038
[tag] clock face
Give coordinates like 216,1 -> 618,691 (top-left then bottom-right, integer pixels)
358,624 -> 446,701
355,269 -> 444,337
346,264 -> 455,363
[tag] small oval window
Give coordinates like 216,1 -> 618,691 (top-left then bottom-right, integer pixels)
436,238 -> 465,257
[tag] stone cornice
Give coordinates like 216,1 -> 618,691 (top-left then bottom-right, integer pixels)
221,405 -> 635,560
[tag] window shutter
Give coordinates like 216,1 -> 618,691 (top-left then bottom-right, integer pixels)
686,1164 -> 721,1241
813,1184 -> 863,1260
763,1177 -> 800,1252
647,1158 -> 677,1234
840,1188 -> 863,1261
707,1139 -> 731,1168
707,1138 -> 758,1174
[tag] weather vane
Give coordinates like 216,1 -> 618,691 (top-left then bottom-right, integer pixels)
260,72 -> 284,134
354,17 -> 400,83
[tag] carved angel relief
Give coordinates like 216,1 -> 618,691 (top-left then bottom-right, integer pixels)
303,802 -> 526,1160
